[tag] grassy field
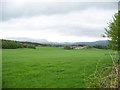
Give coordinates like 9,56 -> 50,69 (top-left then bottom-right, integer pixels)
2,47 -> 113,88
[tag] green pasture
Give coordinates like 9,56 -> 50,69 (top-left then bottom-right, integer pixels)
2,47 -> 113,88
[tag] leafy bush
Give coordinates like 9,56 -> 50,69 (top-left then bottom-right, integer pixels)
63,45 -> 72,50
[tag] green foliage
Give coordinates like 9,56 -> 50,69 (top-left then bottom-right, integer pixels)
2,47 -> 112,88
85,52 -> 118,88
2,40 -> 22,49
104,11 -> 120,50
93,45 -> 109,49
102,11 -> 119,88
1,39 -> 36,49
63,45 -> 72,50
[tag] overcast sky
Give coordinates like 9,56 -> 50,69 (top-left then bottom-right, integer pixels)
0,0 -> 118,42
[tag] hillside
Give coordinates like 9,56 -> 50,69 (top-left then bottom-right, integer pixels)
4,38 -> 108,46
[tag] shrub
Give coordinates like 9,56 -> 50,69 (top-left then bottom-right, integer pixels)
63,45 -> 72,50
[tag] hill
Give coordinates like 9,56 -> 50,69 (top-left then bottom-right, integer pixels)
5,37 -> 108,46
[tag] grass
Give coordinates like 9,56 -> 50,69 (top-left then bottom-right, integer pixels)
0,49 -> 2,89
2,47 -> 113,88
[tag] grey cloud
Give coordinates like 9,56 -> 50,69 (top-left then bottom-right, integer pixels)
38,25 -> 105,38
1,2 -> 118,21
57,26 -> 104,37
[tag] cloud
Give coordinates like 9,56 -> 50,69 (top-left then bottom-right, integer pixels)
0,1 -> 118,42
1,8 -> 116,33
1,1 -> 117,21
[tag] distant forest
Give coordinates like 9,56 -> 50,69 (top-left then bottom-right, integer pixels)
0,39 -> 109,49
1,39 -> 36,49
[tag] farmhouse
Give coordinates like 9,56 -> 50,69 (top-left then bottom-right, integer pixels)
75,46 -> 88,49
70,46 -> 88,49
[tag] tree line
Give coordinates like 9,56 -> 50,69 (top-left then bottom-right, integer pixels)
1,39 -> 36,49
0,39 -> 110,50
63,44 -> 109,50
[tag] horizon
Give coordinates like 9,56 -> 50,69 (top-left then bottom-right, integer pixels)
1,37 -> 108,43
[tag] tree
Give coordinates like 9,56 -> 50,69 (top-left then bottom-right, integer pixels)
104,11 -> 120,87
1,39 -> 36,49
103,11 -> 120,51
63,45 -> 71,50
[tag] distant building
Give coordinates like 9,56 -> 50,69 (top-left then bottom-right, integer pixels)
71,46 -> 88,49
